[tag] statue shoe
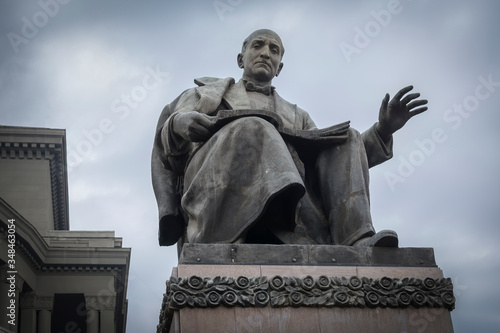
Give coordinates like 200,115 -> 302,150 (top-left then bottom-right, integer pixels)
353,229 -> 398,247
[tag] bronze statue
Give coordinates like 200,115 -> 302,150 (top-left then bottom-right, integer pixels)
152,29 -> 428,247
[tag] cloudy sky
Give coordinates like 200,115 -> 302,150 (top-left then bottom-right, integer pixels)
1,0 -> 499,331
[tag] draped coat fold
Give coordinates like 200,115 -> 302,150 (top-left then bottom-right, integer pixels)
152,77 -> 393,246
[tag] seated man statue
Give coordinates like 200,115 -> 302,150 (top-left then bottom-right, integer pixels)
152,29 -> 427,248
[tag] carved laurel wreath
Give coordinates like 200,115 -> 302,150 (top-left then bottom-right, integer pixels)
158,275 -> 454,332
162,274 -> 454,310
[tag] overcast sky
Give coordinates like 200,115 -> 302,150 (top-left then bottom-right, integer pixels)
1,0 -> 499,331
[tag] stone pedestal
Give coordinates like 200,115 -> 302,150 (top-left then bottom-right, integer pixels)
158,244 -> 454,333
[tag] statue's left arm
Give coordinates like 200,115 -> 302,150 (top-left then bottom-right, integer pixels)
362,85 -> 428,168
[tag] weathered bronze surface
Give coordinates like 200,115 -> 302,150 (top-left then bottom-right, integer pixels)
178,244 -> 437,266
152,29 -> 428,247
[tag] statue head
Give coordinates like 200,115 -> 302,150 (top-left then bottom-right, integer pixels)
237,29 -> 284,86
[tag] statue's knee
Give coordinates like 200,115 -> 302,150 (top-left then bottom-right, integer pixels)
227,117 -> 277,138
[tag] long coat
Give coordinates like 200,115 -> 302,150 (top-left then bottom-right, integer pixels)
152,77 -> 393,246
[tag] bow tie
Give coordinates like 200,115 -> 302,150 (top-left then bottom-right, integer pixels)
244,81 -> 275,95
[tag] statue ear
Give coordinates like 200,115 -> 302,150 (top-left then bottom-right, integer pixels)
237,53 -> 244,68
276,62 -> 284,77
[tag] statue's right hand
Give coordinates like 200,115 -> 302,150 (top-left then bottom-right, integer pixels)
172,111 -> 216,142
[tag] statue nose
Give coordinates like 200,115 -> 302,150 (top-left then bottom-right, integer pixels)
260,47 -> 271,58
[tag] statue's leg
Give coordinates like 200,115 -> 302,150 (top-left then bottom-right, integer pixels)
182,116 -> 305,244
316,128 -> 375,245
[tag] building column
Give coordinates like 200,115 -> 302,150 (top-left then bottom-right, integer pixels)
85,295 -> 116,333
100,295 -> 116,333
86,294 -> 116,333
20,309 -> 36,333
86,309 -> 99,333
101,309 -> 115,333
85,296 -> 100,333
20,291 -> 36,333
20,293 -> 53,333
36,296 -> 53,333
38,309 -> 51,333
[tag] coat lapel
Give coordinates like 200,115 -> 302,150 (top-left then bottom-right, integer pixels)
223,79 -> 299,129
222,79 -> 252,110
273,91 -> 298,129
193,77 -> 235,115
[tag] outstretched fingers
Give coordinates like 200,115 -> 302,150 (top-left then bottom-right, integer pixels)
380,93 -> 390,109
407,99 -> 428,110
393,85 -> 414,101
408,106 -> 428,118
401,92 -> 421,105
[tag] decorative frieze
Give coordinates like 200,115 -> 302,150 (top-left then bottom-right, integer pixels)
158,274 -> 455,332
85,295 -> 116,310
20,292 -> 53,310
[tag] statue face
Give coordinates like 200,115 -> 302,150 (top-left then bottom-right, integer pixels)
238,32 -> 284,85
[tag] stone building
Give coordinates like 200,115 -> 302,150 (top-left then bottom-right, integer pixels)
0,126 -> 131,333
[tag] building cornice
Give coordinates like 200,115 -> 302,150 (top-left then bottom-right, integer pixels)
0,198 -> 130,274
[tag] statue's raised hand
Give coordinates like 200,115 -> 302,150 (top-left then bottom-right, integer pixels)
173,111 -> 216,142
376,85 -> 428,141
